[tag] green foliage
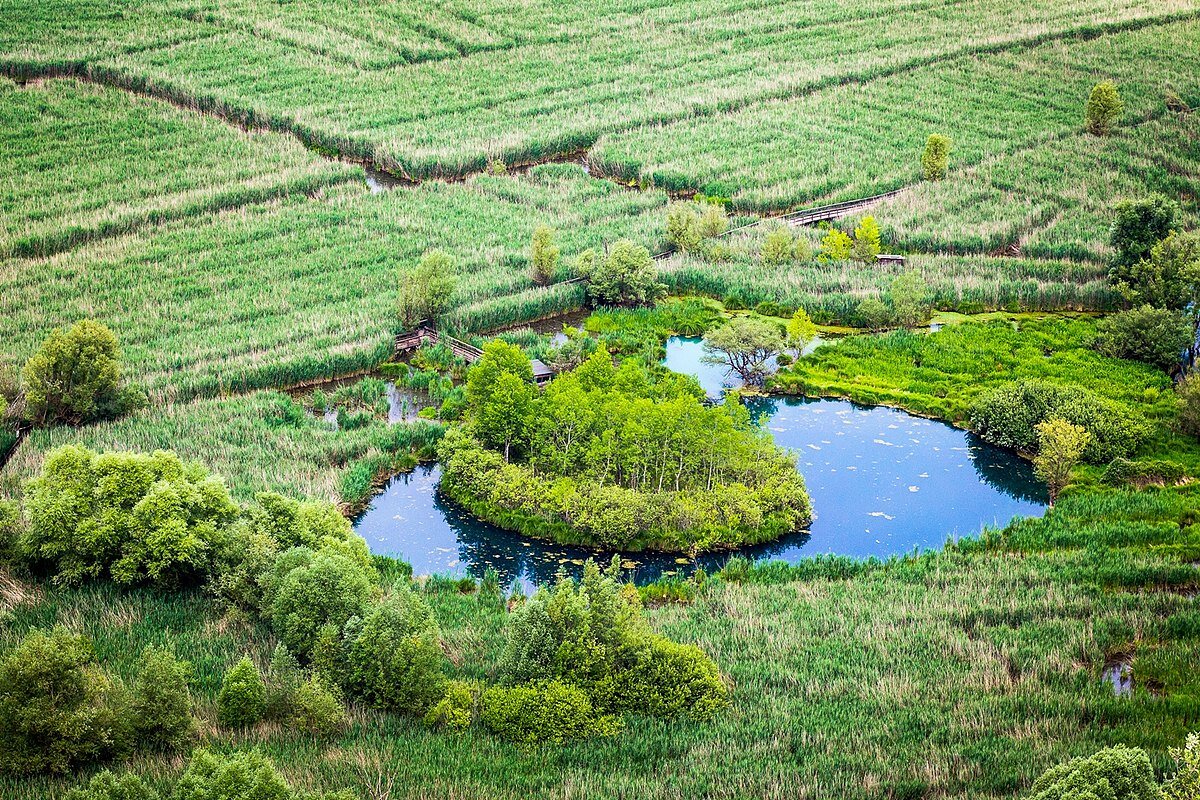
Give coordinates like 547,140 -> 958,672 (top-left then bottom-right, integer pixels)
888,271 -> 931,328
496,560 -> 728,721
1101,457 -> 1186,488
424,680 -> 480,732
441,352 -> 810,550
665,203 -> 702,253
587,239 -> 667,307
1109,194 -> 1179,271
786,308 -> 817,353
856,297 -> 893,331
249,492 -> 354,550
0,628 -> 127,775
64,771 -> 158,800
289,675 -> 346,737
1029,745 -> 1159,800
1094,306 -> 1192,372
175,748 -> 353,800
1033,419 -> 1091,504
1164,732 -> 1200,800
344,585 -> 447,713
530,224 -> 559,286
217,656 -> 268,728
1112,233 -> 1200,342
270,549 -> 375,659
1179,375 -> 1200,439
21,320 -> 138,425
22,446 -> 240,587
702,316 -> 786,385
921,133 -> 951,181
697,203 -> 729,239
398,249 -> 457,328
969,380 -> 1149,463
129,646 -> 195,752
850,216 -> 881,264
480,680 -> 621,745
819,227 -> 853,262
1085,81 -> 1124,135
761,226 -> 797,266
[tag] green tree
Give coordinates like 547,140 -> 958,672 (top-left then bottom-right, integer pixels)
1094,306 -> 1192,372
1115,231 -> 1200,343
217,656 -> 267,728
65,771 -> 159,800
856,297 -> 893,331
129,646 -> 195,752
22,446 -> 240,587
270,549 -> 374,659
1110,194 -> 1180,272
289,675 -> 346,737
530,224 -> 559,286
819,227 -> 853,262
665,203 -> 702,252
398,249 -> 456,329
1178,375 -> 1200,439
1164,732 -> 1199,800
480,680 -> 620,745
22,319 -> 137,425
921,134 -> 952,180
1029,744 -> 1160,800
701,317 -> 785,386
889,271 -> 931,328
345,586 -> 447,713
0,627 -> 127,775
761,227 -> 796,265
698,203 -> 729,238
851,216 -> 882,264
1033,418 -> 1091,505
786,308 -> 818,355
476,371 -> 534,461
588,240 -> 667,306
1085,81 -> 1124,135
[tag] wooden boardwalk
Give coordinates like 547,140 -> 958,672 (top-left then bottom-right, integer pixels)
395,325 -> 553,382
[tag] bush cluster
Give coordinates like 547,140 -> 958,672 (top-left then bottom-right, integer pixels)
0,629 -> 195,775
1102,457 -> 1187,488
969,380 -> 1149,462
1093,306 -> 1192,372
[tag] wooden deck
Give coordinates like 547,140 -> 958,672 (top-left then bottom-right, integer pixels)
395,325 -> 554,383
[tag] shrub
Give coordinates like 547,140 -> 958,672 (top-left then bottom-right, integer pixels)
530,224 -> 559,286
22,319 -> 141,425
889,271 -> 930,328
175,748 -> 354,800
480,680 -> 620,745
1180,375 -> 1200,439
270,549 -> 375,659
587,239 -> 667,307
761,227 -> 796,265
611,636 -> 728,720
129,646 -> 195,752
0,498 -> 21,564
424,680 -> 481,732
851,216 -> 881,264
856,298 -> 893,331
1102,457 -> 1187,487
666,203 -> 702,252
921,134 -> 952,180
1085,81 -> 1124,135
819,228 -> 853,261
1033,418 -> 1090,504
345,585 -> 447,713
1165,732 -> 1199,800
22,446 -> 240,587
969,380 -> 1148,463
290,675 -> 346,737
65,771 -> 159,800
1109,194 -> 1180,272
1029,744 -> 1159,800
498,595 -> 559,686
217,656 -> 268,728
698,203 -> 729,238
1094,306 -> 1192,372
0,627 -> 128,774
398,249 -> 456,328
249,493 -> 353,550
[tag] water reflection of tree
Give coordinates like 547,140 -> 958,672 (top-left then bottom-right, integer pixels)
966,434 -> 1048,506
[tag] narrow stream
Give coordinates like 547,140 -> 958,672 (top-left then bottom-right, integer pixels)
352,335 -> 1046,586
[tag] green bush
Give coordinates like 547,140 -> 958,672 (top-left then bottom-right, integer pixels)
64,771 -> 158,800
21,319 -> 141,425
129,646 -> 195,752
921,134 -> 952,180
270,548 -> 375,659
424,680 -> 481,732
1029,744 -> 1159,800
22,446 -> 240,587
1094,306 -> 1191,372
497,595 -> 559,686
1179,374 -> 1200,439
969,380 -> 1148,462
611,636 -> 728,721
289,675 -> 346,737
175,748 -> 354,800
480,680 -> 620,745
1102,457 -> 1187,487
0,627 -> 128,774
217,656 -> 268,728
249,493 -> 353,550
587,239 -> 667,307
345,585 -> 447,713
1085,81 -> 1123,136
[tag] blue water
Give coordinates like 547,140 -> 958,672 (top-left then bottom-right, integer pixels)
352,336 -> 1046,585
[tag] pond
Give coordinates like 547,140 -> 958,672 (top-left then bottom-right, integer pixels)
352,335 -> 1046,586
